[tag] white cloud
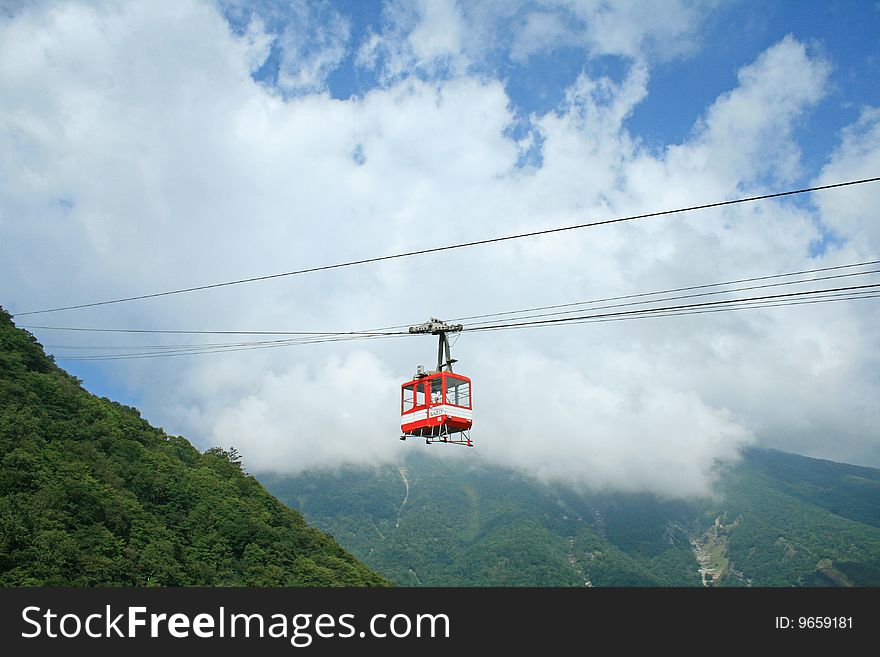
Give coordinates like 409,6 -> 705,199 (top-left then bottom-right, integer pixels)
472,348 -> 753,497
564,0 -> 712,61
219,0 -> 352,94
357,0 -> 469,83
275,8 -> 350,92
239,15 -> 273,73
815,107 -> 880,249
678,35 -> 831,185
509,10 -> 570,63
510,0 -> 712,63
2,1 -> 879,499
408,0 -> 463,63
359,0 -> 713,84
204,350 -> 403,471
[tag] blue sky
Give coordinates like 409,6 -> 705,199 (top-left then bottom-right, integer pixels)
224,0 -> 880,175
2,1 -> 880,494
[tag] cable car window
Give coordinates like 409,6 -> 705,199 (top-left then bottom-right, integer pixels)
402,384 -> 415,412
415,384 -> 426,408
445,378 -> 471,408
430,377 -> 443,404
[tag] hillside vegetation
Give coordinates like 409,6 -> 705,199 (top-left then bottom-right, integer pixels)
0,308 -> 387,586
263,450 -> 880,587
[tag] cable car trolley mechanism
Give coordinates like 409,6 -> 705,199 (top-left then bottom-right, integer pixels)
400,318 -> 473,446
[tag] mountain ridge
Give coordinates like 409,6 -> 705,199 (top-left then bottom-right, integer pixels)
261,448 -> 880,587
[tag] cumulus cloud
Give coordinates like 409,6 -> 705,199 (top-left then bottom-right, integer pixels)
815,108 -> 880,249
680,36 -> 831,185
196,351 -> 403,471
471,348 -> 753,497
1,1 -> 879,498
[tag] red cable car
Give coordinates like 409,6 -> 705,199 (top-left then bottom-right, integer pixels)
400,319 -> 473,446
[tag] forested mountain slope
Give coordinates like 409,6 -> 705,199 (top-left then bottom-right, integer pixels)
0,308 -> 387,586
263,449 -> 880,587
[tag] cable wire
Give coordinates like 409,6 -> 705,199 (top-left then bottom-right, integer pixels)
450,259 -> 880,323
15,176 -> 880,316
52,284 -> 880,360
26,258 -> 880,339
460,267 -> 880,327
55,332 -> 400,361
463,282 -> 880,333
